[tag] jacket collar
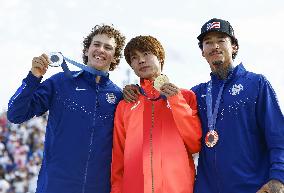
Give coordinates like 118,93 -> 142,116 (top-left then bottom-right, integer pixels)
74,70 -> 110,85
140,78 -> 160,99
210,63 -> 246,84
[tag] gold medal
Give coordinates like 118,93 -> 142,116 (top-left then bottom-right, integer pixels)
153,74 -> 169,91
205,130 -> 219,147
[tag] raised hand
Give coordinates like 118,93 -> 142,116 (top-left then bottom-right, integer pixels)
160,83 -> 180,98
31,53 -> 51,78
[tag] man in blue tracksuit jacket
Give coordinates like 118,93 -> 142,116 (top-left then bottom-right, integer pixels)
7,25 -> 125,193
192,18 -> 284,193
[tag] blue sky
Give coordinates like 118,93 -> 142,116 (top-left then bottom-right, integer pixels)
1,0 -> 283,111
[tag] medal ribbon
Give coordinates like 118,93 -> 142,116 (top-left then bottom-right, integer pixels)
206,73 -> 233,131
137,84 -> 166,101
50,52 -> 108,78
63,56 -> 108,77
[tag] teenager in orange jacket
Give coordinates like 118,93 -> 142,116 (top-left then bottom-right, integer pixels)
111,35 -> 202,193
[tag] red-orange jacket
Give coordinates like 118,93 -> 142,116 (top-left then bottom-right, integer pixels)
111,79 -> 202,193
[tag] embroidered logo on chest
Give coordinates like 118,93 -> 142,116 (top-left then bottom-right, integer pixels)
229,84 -> 244,95
106,93 -> 116,104
166,100 -> 171,109
131,100 -> 140,110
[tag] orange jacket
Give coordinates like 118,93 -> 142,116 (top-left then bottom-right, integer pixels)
111,79 -> 202,193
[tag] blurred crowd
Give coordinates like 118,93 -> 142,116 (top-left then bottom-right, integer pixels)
0,111 -> 46,193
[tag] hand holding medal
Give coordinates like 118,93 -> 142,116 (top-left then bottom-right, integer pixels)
139,74 -> 171,101
46,52 -> 108,78
31,53 -> 51,78
154,74 -> 180,98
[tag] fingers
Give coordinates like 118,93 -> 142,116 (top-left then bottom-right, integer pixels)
42,53 -> 52,63
123,84 -> 140,103
160,83 -> 180,97
267,179 -> 284,193
31,54 -> 50,77
256,183 -> 270,193
257,179 -> 284,193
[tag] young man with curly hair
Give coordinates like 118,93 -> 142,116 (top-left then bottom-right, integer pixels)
111,35 -> 202,193
7,25 -> 125,193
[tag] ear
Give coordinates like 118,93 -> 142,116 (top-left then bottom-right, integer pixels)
232,44 -> 238,53
111,57 -> 117,64
231,45 -> 238,56
202,50 -> 205,57
84,49 -> 89,56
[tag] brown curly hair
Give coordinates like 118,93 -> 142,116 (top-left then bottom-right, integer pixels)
124,35 -> 165,70
82,24 -> 126,71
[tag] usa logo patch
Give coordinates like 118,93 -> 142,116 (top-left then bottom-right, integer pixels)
206,22 -> 220,30
106,93 -> 117,104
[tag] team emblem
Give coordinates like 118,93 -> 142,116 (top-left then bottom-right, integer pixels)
106,93 -> 116,104
229,84 -> 243,96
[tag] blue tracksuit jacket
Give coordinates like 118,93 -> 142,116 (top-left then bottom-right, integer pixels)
7,70 -> 122,193
192,63 -> 284,193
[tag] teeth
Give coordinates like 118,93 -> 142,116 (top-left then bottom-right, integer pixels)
95,56 -> 105,61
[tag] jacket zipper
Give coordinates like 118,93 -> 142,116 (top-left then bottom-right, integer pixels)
214,148 -> 221,193
150,101 -> 154,193
81,85 -> 99,193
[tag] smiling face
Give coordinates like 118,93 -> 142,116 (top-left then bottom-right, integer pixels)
130,50 -> 162,80
84,34 -> 117,72
202,31 -> 238,79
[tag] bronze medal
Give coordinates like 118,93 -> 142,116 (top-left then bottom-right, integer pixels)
205,130 -> 219,147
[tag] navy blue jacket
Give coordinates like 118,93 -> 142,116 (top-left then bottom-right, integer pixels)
192,64 -> 284,193
8,71 -> 122,193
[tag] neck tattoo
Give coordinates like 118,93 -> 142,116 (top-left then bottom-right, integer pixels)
212,62 -> 234,80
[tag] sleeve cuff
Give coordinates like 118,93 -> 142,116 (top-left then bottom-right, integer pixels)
23,71 -> 42,87
270,169 -> 284,184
